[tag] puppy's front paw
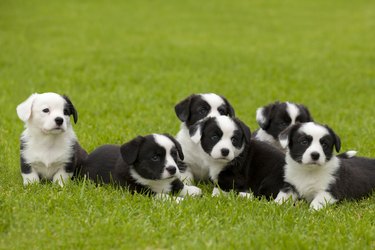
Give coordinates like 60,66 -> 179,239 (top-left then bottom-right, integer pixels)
22,173 -> 40,186
183,185 -> 202,197
310,200 -> 326,211
275,191 -> 292,204
238,192 -> 254,199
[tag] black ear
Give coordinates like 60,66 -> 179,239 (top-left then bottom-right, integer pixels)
325,125 -> 341,152
120,136 -> 145,165
234,118 -> 251,144
175,94 -> 196,122
298,104 -> 314,122
279,123 -> 302,149
62,95 -> 78,124
189,118 -> 208,144
256,102 -> 278,130
163,134 -> 184,161
220,95 -> 235,117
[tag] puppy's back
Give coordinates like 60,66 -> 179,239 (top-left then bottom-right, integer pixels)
330,157 -> 375,200
81,145 -> 123,184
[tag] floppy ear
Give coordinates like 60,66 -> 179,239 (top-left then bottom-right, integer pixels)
298,104 -> 314,122
189,120 -> 205,144
234,118 -> 251,144
279,123 -> 301,149
256,102 -> 277,130
220,95 -> 235,117
120,136 -> 145,165
325,125 -> 341,152
62,95 -> 78,124
16,93 -> 39,122
175,94 -> 196,122
163,134 -> 184,161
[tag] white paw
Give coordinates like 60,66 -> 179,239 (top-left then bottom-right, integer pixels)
53,171 -> 72,187
211,187 -> 229,197
184,185 -> 202,197
22,173 -> 40,186
310,200 -> 326,211
275,191 -> 292,204
175,197 -> 184,203
238,192 -> 254,199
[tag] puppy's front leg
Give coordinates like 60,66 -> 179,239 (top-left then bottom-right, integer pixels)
212,187 -> 229,197
275,190 -> 298,204
179,184 -> 202,197
22,171 -> 40,186
310,191 -> 337,210
53,168 -> 73,187
155,193 -> 184,203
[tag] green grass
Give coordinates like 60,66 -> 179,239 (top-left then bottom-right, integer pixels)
1,0 -> 375,249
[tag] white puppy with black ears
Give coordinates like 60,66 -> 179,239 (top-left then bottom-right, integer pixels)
17,92 -> 87,187
275,122 -> 375,210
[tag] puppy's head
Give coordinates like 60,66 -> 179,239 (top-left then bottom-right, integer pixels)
16,92 -> 78,135
189,116 -> 250,162
279,122 -> 341,166
256,101 -> 312,140
175,93 -> 235,127
120,134 -> 184,180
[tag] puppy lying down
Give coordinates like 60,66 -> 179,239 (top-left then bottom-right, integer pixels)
81,134 -> 202,201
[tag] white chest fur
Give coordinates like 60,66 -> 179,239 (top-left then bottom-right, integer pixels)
21,128 -> 76,179
284,154 -> 339,202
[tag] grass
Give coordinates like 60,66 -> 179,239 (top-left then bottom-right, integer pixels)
0,0 -> 374,249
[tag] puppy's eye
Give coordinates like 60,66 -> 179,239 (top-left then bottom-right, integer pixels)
171,150 -> 178,160
199,107 -> 208,115
279,122 -> 289,128
151,155 -> 160,162
211,135 -> 220,142
231,137 -> 239,145
321,142 -> 328,149
42,108 -> 49,113
300,140 -> 309,145
218,108 -> 227,115
63,109 -> 69,116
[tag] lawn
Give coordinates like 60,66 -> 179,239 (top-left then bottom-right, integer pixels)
0,0 -> 374,249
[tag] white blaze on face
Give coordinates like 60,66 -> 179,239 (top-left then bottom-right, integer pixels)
30,93 -> 69,134
299,123 -> 329,165
210,116 -> 242,161
286,102 -> 300,125
153,134 -> 180,179
200,93 -> 225,117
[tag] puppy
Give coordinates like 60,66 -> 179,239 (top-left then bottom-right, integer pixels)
189,116 -> 285,199
17,92 -> 87,187
275,122 -> 375,210
254,101 -> 313,150
81,134 -> 202,199
175,93 -> 235,183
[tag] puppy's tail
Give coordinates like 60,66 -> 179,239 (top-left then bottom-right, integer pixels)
337,150 -> 357,159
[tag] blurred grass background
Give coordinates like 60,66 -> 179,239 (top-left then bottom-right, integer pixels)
0,0 -> 374,249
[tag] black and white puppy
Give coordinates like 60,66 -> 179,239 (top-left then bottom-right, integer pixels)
275,122 -> 375,210
17,92 -> 87,187
189,116 -> 285,199
175,93 -> 235,184
81,134 -> 202,200
254,101 -> 313,150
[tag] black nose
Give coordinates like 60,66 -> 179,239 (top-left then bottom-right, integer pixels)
221,148 -> 229,157
55,117 -> 64,126
166,166 -> 176,175
311,152 -> 320,161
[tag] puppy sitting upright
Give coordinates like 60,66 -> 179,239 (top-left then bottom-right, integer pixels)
175,93 -> 235,184
189,116 -> 285,199
17,92 -> 87,186
275,122 -> 375,210
254,101 -> 313,150
81,134 -> 202,199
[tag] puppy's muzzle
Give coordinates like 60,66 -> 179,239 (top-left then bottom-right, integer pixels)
55,117 -> 64,126
166,166 -> 177,175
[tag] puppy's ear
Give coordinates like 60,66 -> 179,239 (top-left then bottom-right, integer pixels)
279,123 -> 301,149
325,125 -> 341,152
189,119 -> 206,144
163,134 -> 184,161
234,118 -> 251,144
256,102 -> 277,130
220,95 -> 235,117
298,104 -> 314,122
62,95 -> 78,124
175,94 -> 196,122
16,93 -> 39,122
120,136 -> 145,165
